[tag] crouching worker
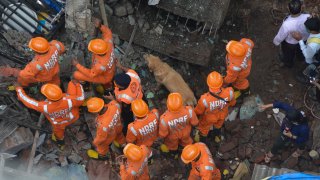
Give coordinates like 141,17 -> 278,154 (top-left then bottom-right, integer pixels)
126,99 -> 159,148
120,143 -> 151,180
159,93 -> 198,157
181,143 -> 221,180
194,71 -> 236,143
259,101 -> 309,163
16,80 -> 84,149
86,97 -> 126,160
18,37 -> 65,86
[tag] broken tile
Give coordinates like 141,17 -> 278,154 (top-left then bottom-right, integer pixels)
0,127 -> 33,154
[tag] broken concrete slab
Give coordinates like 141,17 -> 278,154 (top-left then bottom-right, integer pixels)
240,95 -> 263,120
0,127 -> 33,154
68,152 -> 82,164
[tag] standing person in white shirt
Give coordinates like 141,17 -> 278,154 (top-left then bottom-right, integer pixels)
273,0 -> 310,68
292,17 -> 320,64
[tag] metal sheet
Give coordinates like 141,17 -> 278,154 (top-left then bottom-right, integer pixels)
251,164 -> 296,180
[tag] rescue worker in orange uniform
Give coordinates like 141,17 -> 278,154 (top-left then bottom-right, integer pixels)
18,37 -> 65,87
72,19 -> 116,87
181,143 -> 221,180
120,143 -> 151,180
104,63 -> 144,136
195,71 -> 236,143
159,93 -> 199,156
223,38 -> 254,96
126,99 -> 159,147
16,80 -> 84,148
86,97 -> 126,160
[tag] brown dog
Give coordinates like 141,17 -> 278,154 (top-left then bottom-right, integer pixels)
144,54 -> 197,106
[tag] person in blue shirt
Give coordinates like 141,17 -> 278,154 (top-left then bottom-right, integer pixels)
259,101 -> 309,163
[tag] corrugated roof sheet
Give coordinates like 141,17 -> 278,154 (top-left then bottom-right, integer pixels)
251,164 -> 296,180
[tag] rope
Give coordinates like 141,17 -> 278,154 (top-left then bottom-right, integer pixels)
303,86 -> 320,119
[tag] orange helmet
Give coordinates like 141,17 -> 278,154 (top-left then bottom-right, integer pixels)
131,99 -> 149,118
88,39 -> 110,55
87,97 -> 105,113
40,83 -> 63,101
29,37 -> 49,53
181,144 -> 200,164
207,71 -> 223,91
167,93 -> 183,112
226,40 -> 246,57
123,143 -> 143,161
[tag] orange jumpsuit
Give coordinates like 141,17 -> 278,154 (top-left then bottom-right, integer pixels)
194,87 -> 235,136
16,81 -> 84,139
93,100 -> 125,155
159,106 -> 199,150
224,38 -> 254,90
126,109 -> 159,147
74,25 -> 116,85
189,143 -> 221,180
120,145 -> 151,180
18,40 -> 65,86
114,69 -> 143,105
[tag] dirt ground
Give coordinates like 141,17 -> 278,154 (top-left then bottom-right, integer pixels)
1,0 -> 320,179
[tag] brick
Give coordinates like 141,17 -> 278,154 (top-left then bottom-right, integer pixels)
0,127 -> 33,154
219,141 -> 238,153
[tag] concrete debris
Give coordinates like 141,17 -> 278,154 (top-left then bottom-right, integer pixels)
59,155 -> 68,167
226,107 -> 239,122
45,152 -> 59,164
78,141 -> 91,150
104,3 -> 114,15
281,156 -> 298,169
76,132 -> 87,142
36,134 -> 46,148
309,150 -> 319,160
68,152 -> 82,164
219,140 -> 238,153
250,151 -> 265,163
43,164 -> 88,180
114,1 -> 134,17
33,154 -> 43,165
87,159 -> 120,180
0,127 -> 33,154
240,95 -> 263,120
148,0 -> 160,6
154,24 -> 164,35
128,15 -> 136,26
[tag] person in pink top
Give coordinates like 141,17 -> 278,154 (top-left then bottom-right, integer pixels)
273,0 -> 310,68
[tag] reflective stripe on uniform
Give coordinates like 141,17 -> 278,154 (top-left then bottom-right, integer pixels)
127,72 -> 141,83
188,108 -> 193,118
118,94 -> 134,102
43,105 -> 48,113
99,65 -> 106,71
115,102 -> 120,109
67,99 -> 72,109
131,170 -> 137,176
76,85 -> 85,101
36,64 -> 43,71
202,99 -> 208,108
103,127 -> 108,132
244,40 -> 252,47
232,66 -> 241,71
204,166 -> 214,171
18,89 -> 39,107
55,43 -> 61,51
161,119 -> 167,127
130,126 -> 138,136
229,90 -> 233,100
154,111 -> 159,119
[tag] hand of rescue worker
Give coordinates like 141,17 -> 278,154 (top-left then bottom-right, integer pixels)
258,104 -> 273,111
104,92 -> 115,100
282,130 -> 293,138
93,18 -> 102,28
72,59 -> 79,66
291,31 -> 302,41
